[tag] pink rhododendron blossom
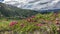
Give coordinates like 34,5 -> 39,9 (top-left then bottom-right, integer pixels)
20,23 -> 25,27
36,23 -> 43,26
9,21 -> 18,26
31,16 -> 35,18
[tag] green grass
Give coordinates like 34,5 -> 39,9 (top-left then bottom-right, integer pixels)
0,12 -> 60,34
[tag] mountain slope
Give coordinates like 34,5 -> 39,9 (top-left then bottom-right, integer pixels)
0,3 -> 38,18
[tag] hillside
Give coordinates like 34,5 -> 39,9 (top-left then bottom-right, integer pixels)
0,3 -> 38,18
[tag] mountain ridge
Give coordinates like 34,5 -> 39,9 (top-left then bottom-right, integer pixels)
0,3 -> 38,18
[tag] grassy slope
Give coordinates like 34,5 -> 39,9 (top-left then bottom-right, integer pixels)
0,3 -> 38,18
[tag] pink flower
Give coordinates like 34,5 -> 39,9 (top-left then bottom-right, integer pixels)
20,24 -> 25,27
9,21 -> 18,26
56,22 -> 60,25
36,23 -> 43,26
56,18 -> 59,21
31,16 -> 35,18
27,18 -> 31,22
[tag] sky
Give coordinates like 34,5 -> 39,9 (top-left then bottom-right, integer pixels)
2,0 -> 21,3
2,0 -> 14,3
0,0 -> 4,2
1,0 -> 60,10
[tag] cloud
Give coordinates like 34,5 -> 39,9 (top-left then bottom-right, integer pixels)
0,0 -> 4,2
2,0 -> 60,10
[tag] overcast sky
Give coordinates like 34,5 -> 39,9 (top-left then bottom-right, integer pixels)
3,0 -> 10,2
1,0 -> 60,10
3,0 -> 18,3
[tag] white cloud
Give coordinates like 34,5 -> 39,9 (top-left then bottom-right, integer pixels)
2,0 -> 60,10
2,0 -> 11,3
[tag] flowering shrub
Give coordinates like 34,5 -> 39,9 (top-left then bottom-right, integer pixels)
31,16 -> 35,18
9,21 -> 18,26
36,23 -> 43,26
20,23 -> 25,28
0,12 -> 60,34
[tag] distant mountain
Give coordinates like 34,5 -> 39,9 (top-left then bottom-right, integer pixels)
2,0 -> 60,11
0,3 -> 38,18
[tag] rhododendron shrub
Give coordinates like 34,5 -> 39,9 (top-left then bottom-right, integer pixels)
0,12 -> 60,34
9,21 -> 18,26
